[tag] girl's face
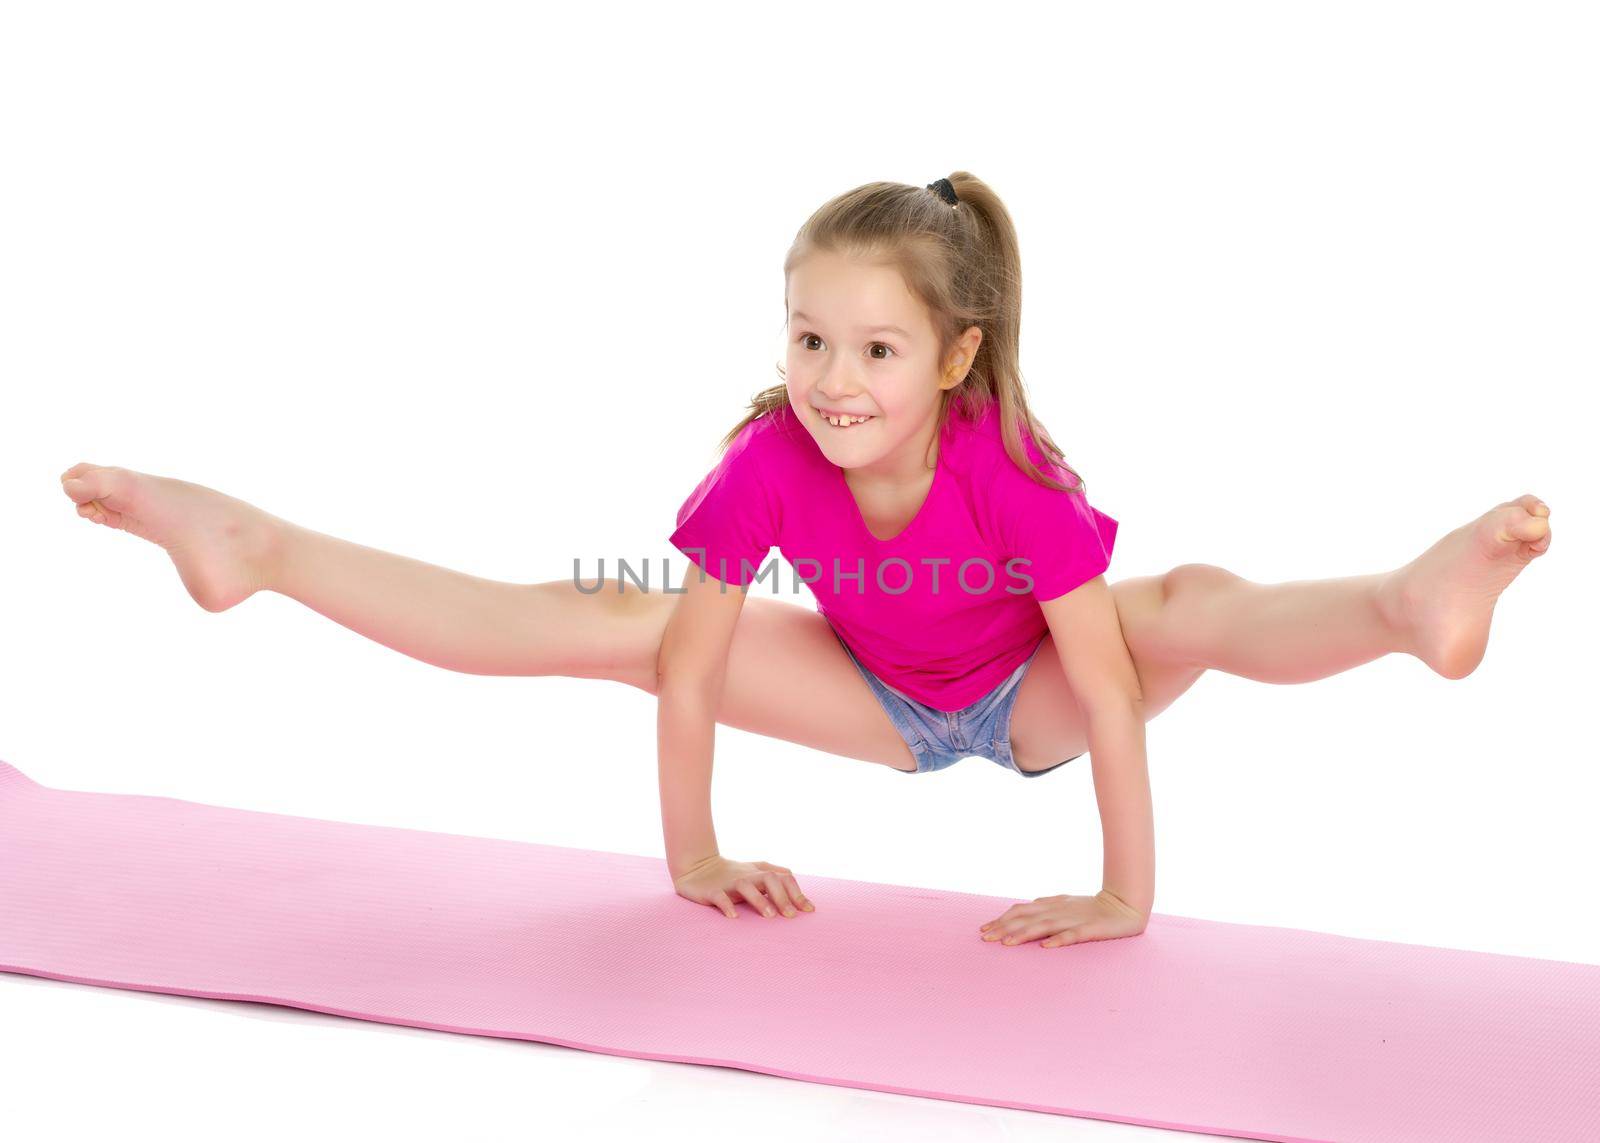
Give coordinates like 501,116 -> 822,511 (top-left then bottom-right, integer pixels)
784,252 -> 969,474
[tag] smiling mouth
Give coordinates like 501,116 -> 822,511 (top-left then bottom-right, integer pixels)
816,409 -> 875,428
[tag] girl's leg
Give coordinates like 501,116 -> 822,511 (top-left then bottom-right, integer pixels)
1011,496 -> 1552,771
1009,574 -> 1209,774
1139,565 -> 1406,684
58,463 -> 923,770
59,463 -> 676,680
1130,496 -> 1552,683
63,465 -> 1551,770
270,528 -> 646,680
271,520 -> 922,770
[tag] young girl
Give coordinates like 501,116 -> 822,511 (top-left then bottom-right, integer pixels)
57,172 -> 1552,952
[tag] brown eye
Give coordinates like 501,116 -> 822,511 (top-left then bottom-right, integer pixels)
796,332 -> 895,360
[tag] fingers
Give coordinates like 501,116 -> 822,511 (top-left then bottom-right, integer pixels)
691,861 -> 816,921
1010,917 -> 1069,945
734,877 -> 788,918
986,923 -> 1036,945
782,873 -> 815,912
750,862 -> 814,915
727,874 -> 813,919
731,881 -> 774,917
981,897 -> 1089,945
990,917 -> 1083,947
986,906 -> 1143,948
761,873 -> 800,917
980,902 -> 1030,937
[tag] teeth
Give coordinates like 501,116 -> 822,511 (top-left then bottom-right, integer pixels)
823,412 -> 873,427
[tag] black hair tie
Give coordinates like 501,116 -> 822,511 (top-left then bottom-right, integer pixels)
926,177 -> 959,206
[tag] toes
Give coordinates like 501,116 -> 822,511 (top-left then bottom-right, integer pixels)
1514,493 -> 1550,518
61,464 -> 131,530
76,501 -> 121,528
1503,510 -> 1551,544
1493,498 -> 1552,546
61,468 -> 121,507
61,477 -> 99,505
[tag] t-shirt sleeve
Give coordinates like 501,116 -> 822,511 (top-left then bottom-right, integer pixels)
668,421 -> 777,588
990,448 -> 1119,602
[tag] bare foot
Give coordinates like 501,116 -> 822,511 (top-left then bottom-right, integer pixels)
58,463 -> 286,612
1377,494 -> 1553,679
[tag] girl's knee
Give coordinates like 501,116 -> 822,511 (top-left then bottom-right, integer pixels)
1161,563 -> 1244,604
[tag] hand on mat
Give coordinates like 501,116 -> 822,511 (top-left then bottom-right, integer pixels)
978,889 -> 1148,948
672,855 -> 816,920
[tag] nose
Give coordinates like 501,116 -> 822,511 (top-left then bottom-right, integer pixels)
814,370 -> 861,403
804,351 -> 866,407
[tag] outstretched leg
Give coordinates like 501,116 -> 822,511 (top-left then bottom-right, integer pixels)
1132,495 -> 1552,683
57,462 -> 651,679
55,462 -> 925,771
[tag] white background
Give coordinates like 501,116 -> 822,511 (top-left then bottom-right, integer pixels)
2,1 -> 1594,1139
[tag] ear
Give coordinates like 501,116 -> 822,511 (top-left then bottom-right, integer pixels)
946,325 -> 984,384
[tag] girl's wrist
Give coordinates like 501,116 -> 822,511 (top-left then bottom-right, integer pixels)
1098,886 -> 1152,917
669,850 -> 721,881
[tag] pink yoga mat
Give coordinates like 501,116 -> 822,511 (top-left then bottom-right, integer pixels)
2,759 -> 1596,1141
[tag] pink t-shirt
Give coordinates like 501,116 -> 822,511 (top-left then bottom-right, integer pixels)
668,400 -> 1119,711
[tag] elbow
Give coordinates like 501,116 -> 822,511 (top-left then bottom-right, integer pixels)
1094,658 -> 1146,711
655,651 -> 723,705
655,654 -> 681,695
655,639 -> 687,692
1080,688 -> 1146,723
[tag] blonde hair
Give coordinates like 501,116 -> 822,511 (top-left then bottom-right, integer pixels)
719,171 -> 1086,496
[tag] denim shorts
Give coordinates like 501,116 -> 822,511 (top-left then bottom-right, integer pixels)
833,629 -> 1085,778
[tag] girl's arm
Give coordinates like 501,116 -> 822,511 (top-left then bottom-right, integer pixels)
1041,575 -> 1155,917
978,574 -> 1153,950
655,565 -> 813,920
655,566 -> 746,876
